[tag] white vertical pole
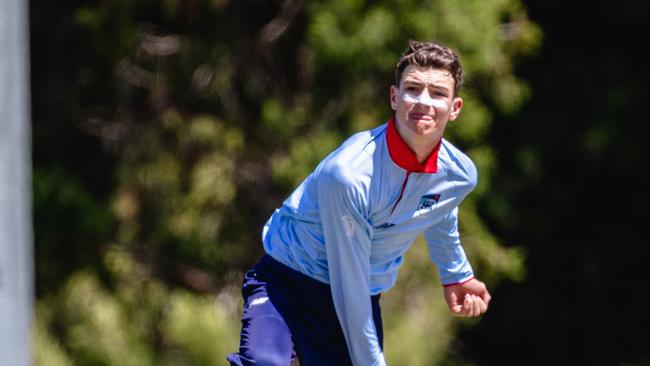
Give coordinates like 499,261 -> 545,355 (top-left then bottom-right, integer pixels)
0,0 -> 33,364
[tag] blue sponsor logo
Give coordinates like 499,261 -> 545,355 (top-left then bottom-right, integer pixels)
418,194 -> 441,210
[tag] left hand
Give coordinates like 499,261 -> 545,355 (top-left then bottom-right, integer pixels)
443,278 -> 491,317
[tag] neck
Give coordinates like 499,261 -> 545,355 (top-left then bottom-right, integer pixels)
398,128 -> 443,164
414,146 -> 436,164
386,117 -> 441,173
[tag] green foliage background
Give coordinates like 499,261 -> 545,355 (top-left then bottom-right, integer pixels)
31,0 -> 541,364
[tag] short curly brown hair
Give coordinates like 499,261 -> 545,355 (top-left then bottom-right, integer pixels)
395,40 -> 464,96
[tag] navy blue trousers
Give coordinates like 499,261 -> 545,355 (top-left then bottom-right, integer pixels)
227,255 -> 383,366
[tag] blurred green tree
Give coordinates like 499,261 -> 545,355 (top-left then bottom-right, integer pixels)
31,0 -> 540,364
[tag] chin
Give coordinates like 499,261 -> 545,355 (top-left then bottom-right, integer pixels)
414,128 -> 437,136
411,121 -> 436,134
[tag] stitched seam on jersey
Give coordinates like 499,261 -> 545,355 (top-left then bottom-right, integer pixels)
438,143 -> 462,206
390,171 -> 411,214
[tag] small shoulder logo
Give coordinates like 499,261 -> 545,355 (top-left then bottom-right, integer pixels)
418,194 -> 441,210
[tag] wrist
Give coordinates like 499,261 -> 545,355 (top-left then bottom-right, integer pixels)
442,276 -> 474,287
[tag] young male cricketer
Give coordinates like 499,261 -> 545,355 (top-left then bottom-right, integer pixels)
227,40 -> 491,366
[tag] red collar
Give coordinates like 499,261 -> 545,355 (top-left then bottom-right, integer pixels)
386,117 -> 440,173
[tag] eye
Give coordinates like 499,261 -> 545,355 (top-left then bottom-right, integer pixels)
430,89 -> 447,97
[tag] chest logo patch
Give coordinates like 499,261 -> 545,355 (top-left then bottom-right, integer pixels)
418,194 -> 441,210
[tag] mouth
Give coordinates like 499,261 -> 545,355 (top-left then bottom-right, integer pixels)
408,112 -> 433,121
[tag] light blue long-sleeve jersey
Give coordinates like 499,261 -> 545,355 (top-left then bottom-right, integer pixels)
262,118 -> 477,365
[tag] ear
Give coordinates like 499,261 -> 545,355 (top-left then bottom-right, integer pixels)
447,97 -> 463,121
390,85 -> 398,111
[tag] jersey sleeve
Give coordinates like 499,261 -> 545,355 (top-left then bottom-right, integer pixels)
316,167 -> 387,366
423,207 -> 474,286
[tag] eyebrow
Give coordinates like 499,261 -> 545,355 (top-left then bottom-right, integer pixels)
402,80 -> 450,92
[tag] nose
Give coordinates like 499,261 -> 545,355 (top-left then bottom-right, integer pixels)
415,90 -> 437,108
403,90 -> 447,110
416,90 -> 451,111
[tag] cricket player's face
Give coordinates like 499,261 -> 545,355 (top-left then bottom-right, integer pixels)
390,65 -> 462,142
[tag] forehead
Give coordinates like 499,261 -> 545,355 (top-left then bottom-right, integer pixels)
400,65 -> 455,89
